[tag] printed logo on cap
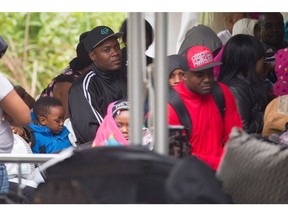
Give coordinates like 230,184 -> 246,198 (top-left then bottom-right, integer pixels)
191,50 -> 213,68
114,101 -> 129,110
185,46 -> 222,71
112,100 -> 129,117
101,27 -> 110,35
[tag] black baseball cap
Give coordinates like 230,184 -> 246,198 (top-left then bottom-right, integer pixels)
84,26 -> 123,52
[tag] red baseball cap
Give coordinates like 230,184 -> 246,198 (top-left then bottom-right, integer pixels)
185,46 -> 222,72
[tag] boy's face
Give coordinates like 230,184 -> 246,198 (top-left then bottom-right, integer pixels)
114,110 -> 129,141
169,69 -> 185,87
40,106 -> 65,134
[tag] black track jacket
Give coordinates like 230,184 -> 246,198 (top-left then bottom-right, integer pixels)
68,64 -> 127,144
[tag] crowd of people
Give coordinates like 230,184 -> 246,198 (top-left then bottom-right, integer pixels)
1,12 -> 288,203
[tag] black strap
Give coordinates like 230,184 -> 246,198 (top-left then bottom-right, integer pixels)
22,126 -> 36,147
168,87 -> 192,139
211,82 -> 226,119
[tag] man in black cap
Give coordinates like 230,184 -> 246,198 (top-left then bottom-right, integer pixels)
68,25 -> 127,145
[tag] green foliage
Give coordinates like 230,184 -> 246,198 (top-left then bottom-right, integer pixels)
0,12 -> 126,97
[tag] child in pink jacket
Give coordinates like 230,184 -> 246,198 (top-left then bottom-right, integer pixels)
92,100 -> 129,147
92,99 -> 152,147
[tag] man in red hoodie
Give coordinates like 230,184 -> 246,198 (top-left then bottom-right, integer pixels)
168,45 -> 242,170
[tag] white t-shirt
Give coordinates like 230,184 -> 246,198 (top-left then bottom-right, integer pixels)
0,73 -> 14,153
217,29 -> 232,45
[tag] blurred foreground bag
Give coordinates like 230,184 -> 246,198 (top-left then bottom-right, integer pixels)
32,144 -> 231,204
36,145 -> 175,204
216,127 -> 288,204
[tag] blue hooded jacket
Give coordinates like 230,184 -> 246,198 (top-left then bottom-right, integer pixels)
29,122 -> 72,154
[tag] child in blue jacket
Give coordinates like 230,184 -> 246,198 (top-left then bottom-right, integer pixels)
23,97 -> 72,154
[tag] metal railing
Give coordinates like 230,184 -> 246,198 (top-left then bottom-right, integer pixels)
0,153 -> 60,164
0,153 -> 61,196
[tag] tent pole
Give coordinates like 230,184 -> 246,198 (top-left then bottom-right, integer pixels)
127,13 -> 145,145
154,12 -> 168,155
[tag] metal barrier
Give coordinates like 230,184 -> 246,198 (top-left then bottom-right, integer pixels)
0,153 -> 60,164
0,153 -> 61,196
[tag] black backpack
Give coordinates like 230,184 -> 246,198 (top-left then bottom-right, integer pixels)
168,82 -> 226,140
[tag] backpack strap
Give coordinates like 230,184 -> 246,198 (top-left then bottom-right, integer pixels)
168,87 -> 192,140
211,82 -> 226,119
